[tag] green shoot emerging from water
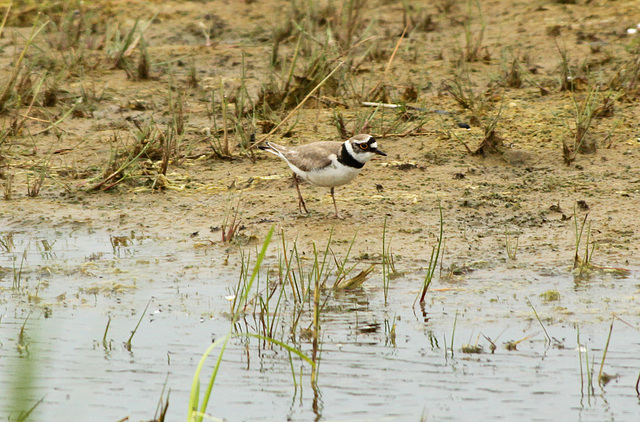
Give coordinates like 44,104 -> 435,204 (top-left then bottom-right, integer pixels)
124,299 -> 150,351
188,227 -> 314,422
415,202 -> 444,306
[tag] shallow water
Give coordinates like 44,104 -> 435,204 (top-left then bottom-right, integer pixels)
1,227 -> 639,421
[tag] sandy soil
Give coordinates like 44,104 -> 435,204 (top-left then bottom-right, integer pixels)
1,0 -> 640,275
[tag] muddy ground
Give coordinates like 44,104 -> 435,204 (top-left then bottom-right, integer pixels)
1,0 -> 640,277
2,2 -> 640,420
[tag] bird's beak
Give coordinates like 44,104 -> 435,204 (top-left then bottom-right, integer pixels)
373,148 -> 387,157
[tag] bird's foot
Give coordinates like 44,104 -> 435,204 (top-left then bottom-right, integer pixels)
332,211 -> 345,220
298,198 -> 309,214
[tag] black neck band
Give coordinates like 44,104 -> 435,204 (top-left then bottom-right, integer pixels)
338,144 -> 365,169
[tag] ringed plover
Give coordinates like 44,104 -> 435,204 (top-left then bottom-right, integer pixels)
258,134 -> 386,218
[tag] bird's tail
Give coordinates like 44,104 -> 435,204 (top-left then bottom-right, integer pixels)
257,142 -> 273,152
257,142 -> 285,160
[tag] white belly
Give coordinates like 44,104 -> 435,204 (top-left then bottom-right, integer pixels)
292,163 -> 362,187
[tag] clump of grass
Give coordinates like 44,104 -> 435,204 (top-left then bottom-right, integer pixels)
455,0 -> 490,64
17,314 -> 31,355
402,3 -> 437,33
255,270 -> 286,342
563,86 -> 599,165
331,228 -> 374,291
78,78 -> 108,111
136,39 -> 151,81
571,206 -> 630,278
330,230 -> 372,292
26,170 -> 46,197
415,203 -> 444,306
441,63 -> 506,156
0,232 -> 15,252
12,249 -> 28,289
577,326 -> 596,399
24,153 -> 57,198
252,61 -> 345,150
7,70 -> 47,136
8,314 -> 45,420
221,198 -> 242,243
503,57 -> 523,88
236,226 -> 372,359
207,58 -> 257,158
441,68 -> 489,124
0,19 -> 48,113
381,217 -> 400,305
39,3 -> 106,75
555,41 -> 587,92
107,15 -> 156,71
494,50 -> 529,89
256,37 -> 344,114
504,227 -> 519,260
188,227 -> 315,422
572,207 -> 595,276
473,103 -> 505,156
3,173 -> 13,200
160,86 -> 189,171
89,109 -> 187,191
334,100 -> 431,139
608,50 -> 640,98
205,86 -> 231,158
187,61 -> 199,88
289,0 -> 371,54
252,0 -> 377,142
88,131 -> 155,191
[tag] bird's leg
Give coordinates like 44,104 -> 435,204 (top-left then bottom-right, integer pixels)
330,187 -> 344,219
292,173 -> 309,214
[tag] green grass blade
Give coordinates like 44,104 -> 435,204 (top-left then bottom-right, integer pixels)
244,333 -> 315,368
190,226 -> 274,421
187,335 -> 228,421
195,334 -> 231,422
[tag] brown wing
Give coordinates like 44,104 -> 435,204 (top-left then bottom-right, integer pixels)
281,141 -> 343,172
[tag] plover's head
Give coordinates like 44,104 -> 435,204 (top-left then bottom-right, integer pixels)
346,134 -> 386,162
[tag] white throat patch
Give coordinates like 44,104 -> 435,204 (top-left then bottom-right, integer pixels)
345,140 -> 373,163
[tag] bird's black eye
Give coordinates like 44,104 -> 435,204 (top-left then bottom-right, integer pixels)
359,143 -> 369,150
